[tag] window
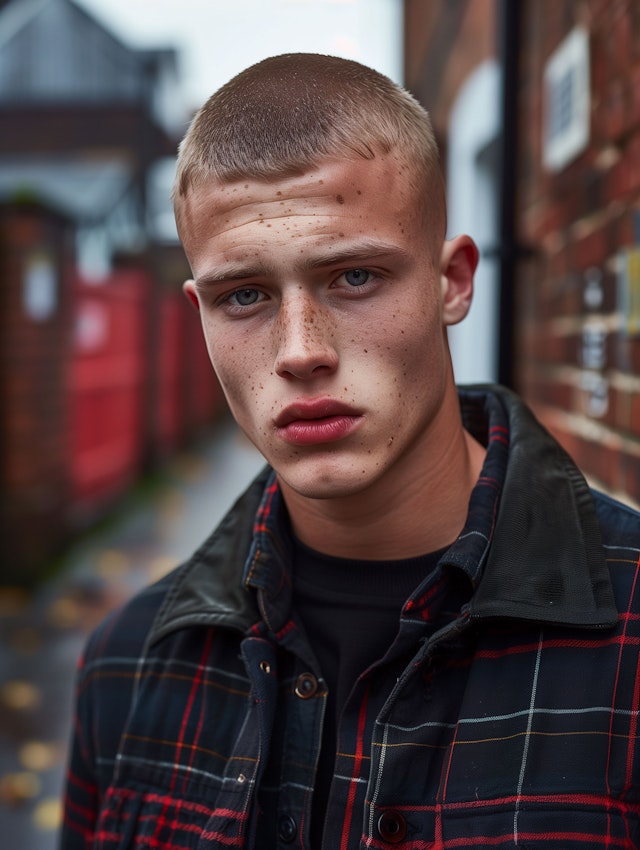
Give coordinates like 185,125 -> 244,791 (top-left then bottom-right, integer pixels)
543,27 -> 590,172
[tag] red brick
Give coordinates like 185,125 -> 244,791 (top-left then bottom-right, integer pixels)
629,391 -> 640,439
406,0 -> 640,512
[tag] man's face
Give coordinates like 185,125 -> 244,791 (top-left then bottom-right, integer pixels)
180,154 -> 466,502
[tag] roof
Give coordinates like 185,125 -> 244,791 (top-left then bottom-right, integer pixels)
0,157 -> 134,221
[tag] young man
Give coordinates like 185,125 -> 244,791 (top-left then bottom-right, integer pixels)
61,54 -> 640,849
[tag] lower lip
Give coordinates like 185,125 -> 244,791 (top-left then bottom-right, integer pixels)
277,415 -> 362,446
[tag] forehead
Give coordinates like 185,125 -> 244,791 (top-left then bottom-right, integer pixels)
176,154 -> 421,247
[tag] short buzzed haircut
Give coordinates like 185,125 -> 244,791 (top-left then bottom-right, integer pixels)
173,53 -> 445,234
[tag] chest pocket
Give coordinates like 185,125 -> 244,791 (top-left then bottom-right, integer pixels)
93,785 -> 250,850
367,804 -> 640,848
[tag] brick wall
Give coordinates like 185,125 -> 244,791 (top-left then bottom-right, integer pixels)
404,0 -> 497,157
0,204 -> 74,581
404,0 -> 640,507
517,0 -> 640,507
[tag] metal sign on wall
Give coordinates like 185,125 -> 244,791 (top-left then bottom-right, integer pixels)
542,26 -> 590,173
617,246 -> 640,337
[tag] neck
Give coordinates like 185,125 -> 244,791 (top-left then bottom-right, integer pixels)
279,392 -> 486,561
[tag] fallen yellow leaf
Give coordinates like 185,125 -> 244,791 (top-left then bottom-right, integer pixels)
33,797 -> 62,831
0,771 -> 41,805
19,741 -> 60,772
47,597 -> 81,629
97,549 -> 129,578
0,680 -> 41,710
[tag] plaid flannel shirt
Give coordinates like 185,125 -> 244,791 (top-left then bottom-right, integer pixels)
60,386 -> 640,849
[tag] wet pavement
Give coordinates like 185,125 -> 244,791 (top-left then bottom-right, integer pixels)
0,419 -> 264,850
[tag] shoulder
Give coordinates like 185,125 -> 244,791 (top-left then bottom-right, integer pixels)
69,567 -> 186,787
80,466 -> 272,667
79,566 -> 182,679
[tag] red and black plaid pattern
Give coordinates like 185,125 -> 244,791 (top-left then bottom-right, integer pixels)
60,388 -> 640,849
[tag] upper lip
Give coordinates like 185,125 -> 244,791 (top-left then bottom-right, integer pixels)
275,399 -> 361,428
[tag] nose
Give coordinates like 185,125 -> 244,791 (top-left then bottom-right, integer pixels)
274,292 -> 338,380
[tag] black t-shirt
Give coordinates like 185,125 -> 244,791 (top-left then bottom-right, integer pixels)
291,536 -> 447,846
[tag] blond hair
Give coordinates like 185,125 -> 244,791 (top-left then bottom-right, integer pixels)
173,53 -> 445,232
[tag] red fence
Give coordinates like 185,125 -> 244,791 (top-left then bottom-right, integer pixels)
0,203 -> 225,582
67,269 -> 224,523
68,269 -> 148,515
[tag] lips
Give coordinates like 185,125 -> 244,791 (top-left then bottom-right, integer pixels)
275,399 -> 360,427
275,399 -> 363,446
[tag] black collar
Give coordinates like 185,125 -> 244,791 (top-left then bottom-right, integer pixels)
149,386 -> 617,647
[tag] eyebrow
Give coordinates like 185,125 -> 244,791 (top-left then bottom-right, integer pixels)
303,241 -> 411,271
196,240 -> 411,287
197,264 -> 267,285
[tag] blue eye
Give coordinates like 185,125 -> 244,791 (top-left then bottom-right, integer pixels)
231,289 -> 260,306
344,269 -> 370,287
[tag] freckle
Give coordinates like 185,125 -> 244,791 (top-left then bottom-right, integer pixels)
276,191 -> 282,196
336,194 -> 345,204
319,180 -> 324,185
363,349 -> 368,353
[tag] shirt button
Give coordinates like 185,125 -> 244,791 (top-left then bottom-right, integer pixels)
278,814 -> 296,843
377,810 -> 407,843
294,672 -> 318,699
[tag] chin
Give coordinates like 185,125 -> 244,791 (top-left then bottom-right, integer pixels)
276,458 -> 382,501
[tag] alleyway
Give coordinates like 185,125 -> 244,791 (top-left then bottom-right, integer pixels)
0,419 -> 264,850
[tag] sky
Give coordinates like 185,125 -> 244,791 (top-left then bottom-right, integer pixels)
74,0 -> 403,112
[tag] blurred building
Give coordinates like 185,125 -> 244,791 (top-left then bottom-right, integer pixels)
0,0 -> 222,583
404,0 -> 640,507
0,0 -> 184,263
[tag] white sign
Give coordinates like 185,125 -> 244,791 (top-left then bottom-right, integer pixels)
23,253 -> 58,322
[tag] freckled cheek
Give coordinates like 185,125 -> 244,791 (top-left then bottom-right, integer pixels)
362,319 -> 445,405
207,342 -> 276,434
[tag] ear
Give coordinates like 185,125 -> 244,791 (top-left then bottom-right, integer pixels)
182,279 -> 200,312
440,235 -> 478,326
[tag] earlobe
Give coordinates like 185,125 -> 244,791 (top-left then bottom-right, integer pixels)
182,279 -> 200,312
440,235 -> 479,326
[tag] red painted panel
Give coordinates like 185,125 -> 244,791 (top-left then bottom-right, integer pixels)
155,291 -> 184,455
67,269 -> 150,514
